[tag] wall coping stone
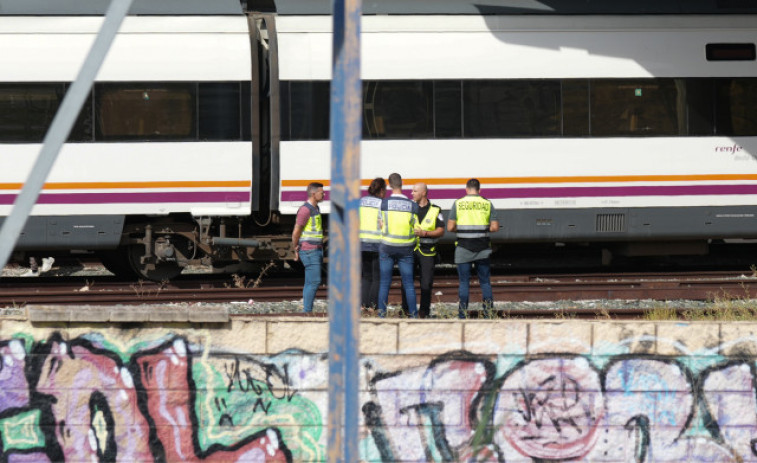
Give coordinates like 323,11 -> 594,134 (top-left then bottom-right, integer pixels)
26,305 -> 229,323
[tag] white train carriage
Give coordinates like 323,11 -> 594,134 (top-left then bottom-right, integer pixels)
1,0 -> 757,279
273,12 -> 757,258
0,9 -> 278,279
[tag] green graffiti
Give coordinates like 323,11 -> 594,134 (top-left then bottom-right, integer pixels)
192,359 -> 324,461
0,410 -> 44,452
81,332 -> 178,363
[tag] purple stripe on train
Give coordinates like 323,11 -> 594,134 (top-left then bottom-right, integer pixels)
280,184 -> 757,202
0,191 -> 251,205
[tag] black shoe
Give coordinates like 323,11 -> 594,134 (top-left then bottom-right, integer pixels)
458,303 -> 468,319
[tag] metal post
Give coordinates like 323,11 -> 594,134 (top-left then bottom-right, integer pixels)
0,0 -> 134,270
327,0 -> 361,460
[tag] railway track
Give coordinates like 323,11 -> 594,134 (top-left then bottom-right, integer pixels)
1,270 -> 756,310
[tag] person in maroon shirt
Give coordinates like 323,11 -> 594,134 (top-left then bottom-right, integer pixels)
291,182 -> 324,312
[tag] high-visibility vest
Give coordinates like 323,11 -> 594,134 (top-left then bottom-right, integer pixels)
359,196 -> 382,245
415,204 -> 442,256
299,202 -> 323,245
455,194 -> 492,241
380,196 -> 418,248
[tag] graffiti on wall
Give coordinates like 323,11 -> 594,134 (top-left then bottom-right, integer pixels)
2,330 -> 757,462
0,334 -> 323,463
360,353 -> 757,462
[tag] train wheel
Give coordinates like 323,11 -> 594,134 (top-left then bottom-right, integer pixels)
126,245 -> 183,281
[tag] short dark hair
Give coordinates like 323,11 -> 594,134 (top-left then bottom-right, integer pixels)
388,173 -> 402,189
307,182 -> 324,197
368,177 -> 386,197
466,178 -> 480,192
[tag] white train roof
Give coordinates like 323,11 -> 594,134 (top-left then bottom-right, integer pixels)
0,0 -> 244,15
266,0 -> 757,15
277,15 -> 757,80
0,16 -> 252,81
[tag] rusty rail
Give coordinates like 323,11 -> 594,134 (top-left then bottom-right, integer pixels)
2,271 -> 755,307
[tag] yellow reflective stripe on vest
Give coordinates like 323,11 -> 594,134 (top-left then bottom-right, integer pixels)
299,203 -> 323,244
381,210 -> 416,247
359,196 -> 382,244
455,195 -> 491,239
415,205 -> 441,255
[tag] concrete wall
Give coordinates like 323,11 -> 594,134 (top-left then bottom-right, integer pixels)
2,314 -> 757,462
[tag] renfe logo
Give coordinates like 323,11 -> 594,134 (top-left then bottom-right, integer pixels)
715,144 -> 744,153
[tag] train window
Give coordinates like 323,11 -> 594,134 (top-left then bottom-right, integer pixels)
363,81 -> 433,139
288,81 -> 330,140
278,77 -> 756,141
0,83 -> 93,143
434,81 -> 462,138
61,84 -> 95,143
279,81 -> 291,141
0,84 -> 63,142
199,83 -> 241,141
95,83 -> 196,141
562,80 -> 590,137
714,78 -> 757,136
686,79 -> 715,135
463,80 -> 561,137
590,79 -> 685,136
241,82 -> 252,141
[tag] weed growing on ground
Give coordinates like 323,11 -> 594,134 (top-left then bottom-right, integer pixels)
251,261 -> 276,288
130,279 -> 167,298
644,285 -> 757,321
227,274 -> 248,289
597,306 -> 612,320
226,261 -> 277,289
131,280 -> 147,297
643,304 -> 680,321
694,286 -> 757,321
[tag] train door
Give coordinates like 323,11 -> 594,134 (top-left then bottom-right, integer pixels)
248,13 -> 280,222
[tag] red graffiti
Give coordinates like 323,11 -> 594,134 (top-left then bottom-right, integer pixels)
135,339 -> 290,462
496,357 -> 604,460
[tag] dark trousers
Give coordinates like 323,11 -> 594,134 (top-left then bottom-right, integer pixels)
457,258 -> 494,319
361,251 -> 380,308
401,250 -> 436,318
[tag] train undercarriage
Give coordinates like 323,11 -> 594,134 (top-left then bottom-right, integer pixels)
9,214 -> 296,281
111,215 -> 296,280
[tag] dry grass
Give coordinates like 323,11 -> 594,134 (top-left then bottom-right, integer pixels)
643,285 -> 757,321
226,261 -> 277,289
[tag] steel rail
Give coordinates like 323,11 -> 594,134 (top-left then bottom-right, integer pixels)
3,273 -> 756,306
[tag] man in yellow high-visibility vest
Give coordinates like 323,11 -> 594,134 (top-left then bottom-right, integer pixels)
401,182 -> 444,318
291,182 -> 325,313
447,178 -> 499,318
359,177 -> 386,311
378,173 -> 419,318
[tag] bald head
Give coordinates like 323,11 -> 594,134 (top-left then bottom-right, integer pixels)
412,182 -> 429,204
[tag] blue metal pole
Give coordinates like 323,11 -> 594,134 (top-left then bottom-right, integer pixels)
327,0 -> 361,459
0,0 -> 134,270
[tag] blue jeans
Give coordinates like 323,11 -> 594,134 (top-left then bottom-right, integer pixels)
378,252 -> 417,318
300,248 -> 323,312
457,258 -> 493,318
